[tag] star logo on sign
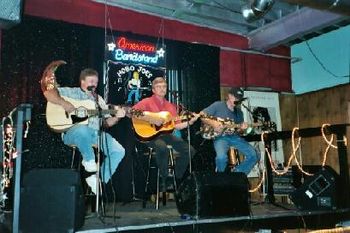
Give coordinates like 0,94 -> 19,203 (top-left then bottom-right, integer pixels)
156,48 -> 165,57
107,42 -> 116,51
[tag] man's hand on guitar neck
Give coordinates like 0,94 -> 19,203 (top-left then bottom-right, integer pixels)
188,114 -> 199,125
104,105 -> 126,127
110,105 -> 126,118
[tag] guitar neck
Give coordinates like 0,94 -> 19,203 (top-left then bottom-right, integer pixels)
86,109 -> 118,116
225,122 -> 262,129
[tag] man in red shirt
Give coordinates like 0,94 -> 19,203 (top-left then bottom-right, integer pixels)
133,77 -> 198,189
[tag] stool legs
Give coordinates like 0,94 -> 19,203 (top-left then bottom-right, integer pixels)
162,147 -> 177,206
143,147 -> 156,208
70,146 -> 77,169
143,146 -> 178,209
156,169 -> 160,210
168,147 -> 177,191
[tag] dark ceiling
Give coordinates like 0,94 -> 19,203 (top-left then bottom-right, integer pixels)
91,0 -> 350,51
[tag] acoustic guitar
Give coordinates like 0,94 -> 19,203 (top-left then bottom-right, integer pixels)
200,114 -> 276,139
46,96 -> 141,132
132,111 -> 199,140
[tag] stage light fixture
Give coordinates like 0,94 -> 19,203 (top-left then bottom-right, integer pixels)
242,0 -> 275,22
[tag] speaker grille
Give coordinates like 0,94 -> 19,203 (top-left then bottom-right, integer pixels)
289,166 -> 339,210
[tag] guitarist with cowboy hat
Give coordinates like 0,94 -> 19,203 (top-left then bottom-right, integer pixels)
200,87 -> 260,174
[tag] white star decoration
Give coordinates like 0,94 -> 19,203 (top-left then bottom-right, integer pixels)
156,48 -> 165,57
107,42 -> 116,51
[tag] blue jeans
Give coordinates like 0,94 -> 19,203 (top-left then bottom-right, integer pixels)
63,125 -> 125,183
213,134 -> 260,174
127,89 -> 140,103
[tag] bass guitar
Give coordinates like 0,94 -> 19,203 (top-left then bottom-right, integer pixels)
46,96 -> 142,132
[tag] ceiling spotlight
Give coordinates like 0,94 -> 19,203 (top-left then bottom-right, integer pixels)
254,0 -> 275,12
241,5 -> 258,23
242,0 -> 275,22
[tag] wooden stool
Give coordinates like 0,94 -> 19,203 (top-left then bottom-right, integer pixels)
228,146 -> 241,171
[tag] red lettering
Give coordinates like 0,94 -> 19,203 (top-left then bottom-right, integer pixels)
116,37 -> 155,53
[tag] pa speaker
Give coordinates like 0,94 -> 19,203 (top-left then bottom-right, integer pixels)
289,166 -> 339,211
0,0 -> 22,29
176,171 -> 250,218
20,169 -> 85,233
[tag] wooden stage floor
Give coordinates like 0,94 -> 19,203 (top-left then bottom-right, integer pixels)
76,199 -> 350,233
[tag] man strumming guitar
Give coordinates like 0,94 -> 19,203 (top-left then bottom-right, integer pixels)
200,87 -> 260,174
132,77 -> 199,190
41,65 -> 126,194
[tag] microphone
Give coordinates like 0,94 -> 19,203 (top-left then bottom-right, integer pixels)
234,97 -> 248,104
87,86 -> 96,92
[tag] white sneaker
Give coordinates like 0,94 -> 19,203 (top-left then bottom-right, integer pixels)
82,160 -> 97,172
85,174 -> 97,195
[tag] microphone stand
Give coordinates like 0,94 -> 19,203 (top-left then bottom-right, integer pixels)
90,90 -> 105,223
240,101 -> 275,204
185,111 -> 192,173
174,93 -> 193,174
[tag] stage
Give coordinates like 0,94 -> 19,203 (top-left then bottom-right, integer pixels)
76,198 -> 350,233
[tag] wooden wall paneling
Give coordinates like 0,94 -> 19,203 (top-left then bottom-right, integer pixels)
279,94 -> 297,164
280,84 -> 350,173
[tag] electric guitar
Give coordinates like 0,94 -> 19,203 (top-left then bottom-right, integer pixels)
46,96 -> 142,132
132,111 -> 200,140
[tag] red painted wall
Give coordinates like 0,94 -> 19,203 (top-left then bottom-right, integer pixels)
23,0 -> 291,91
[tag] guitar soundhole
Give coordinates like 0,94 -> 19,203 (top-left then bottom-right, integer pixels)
71,115 -> 88,124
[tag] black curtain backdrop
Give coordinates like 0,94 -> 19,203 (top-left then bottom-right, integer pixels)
0,16 -> 219,202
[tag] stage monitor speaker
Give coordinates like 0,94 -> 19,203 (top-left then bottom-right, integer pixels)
175,171 -> 250,218
289,166 -> 339,211
0,0 -> 22,29
19,169 -> 85,233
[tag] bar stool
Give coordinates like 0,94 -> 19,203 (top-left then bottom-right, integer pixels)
228,146 -> 241,172
68,144 -> 103,213
69,144 -> 98,170
142,145 -> 178,209
68,144 -> 101,194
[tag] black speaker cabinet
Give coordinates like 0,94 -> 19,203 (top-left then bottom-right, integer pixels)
289,166 -> 339,211
176,171 -> 250,218
19,169 -> 85,233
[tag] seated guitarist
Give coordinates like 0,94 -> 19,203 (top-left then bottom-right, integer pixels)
41,67 -> 126,194
133,77 -> 199,189
200,87 -> 260,174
